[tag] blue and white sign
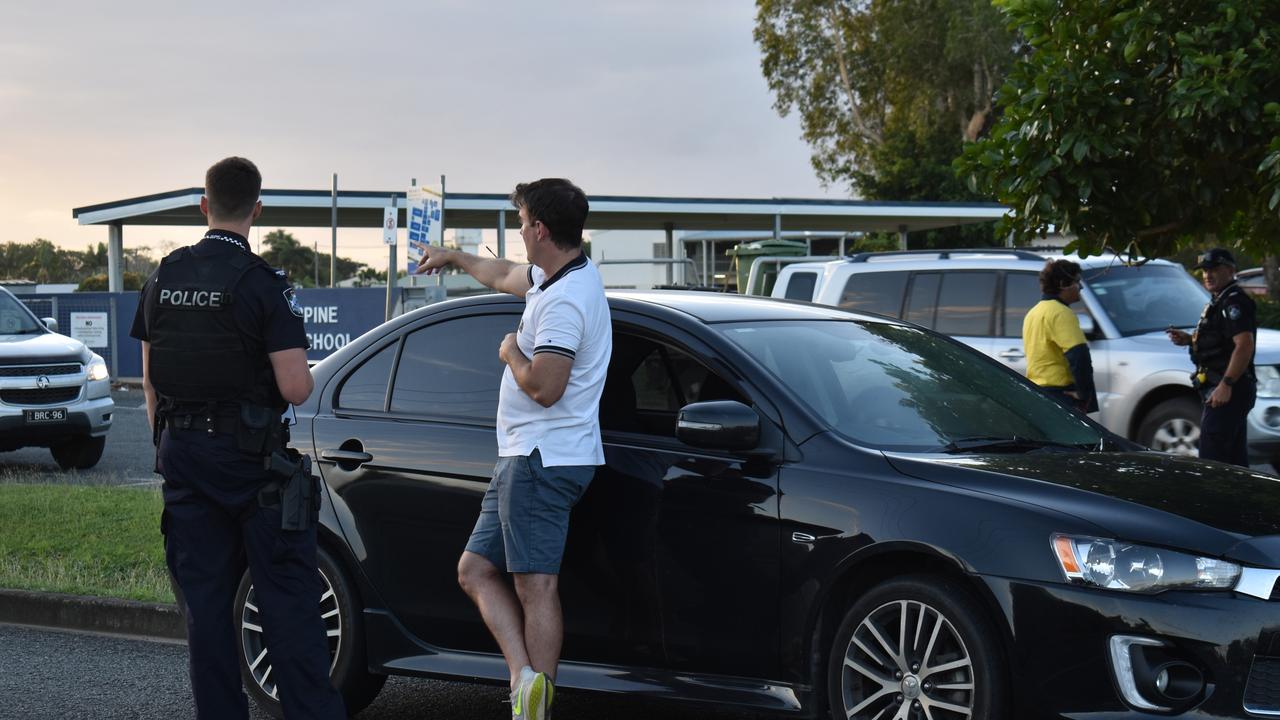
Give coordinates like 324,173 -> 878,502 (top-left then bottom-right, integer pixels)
406,184 -> 443,272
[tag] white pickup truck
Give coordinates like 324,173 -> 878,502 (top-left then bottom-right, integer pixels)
0,286 -> 113,469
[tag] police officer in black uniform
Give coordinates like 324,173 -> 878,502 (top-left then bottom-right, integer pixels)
130,157 -> 346,719
1166,248 -> 1258,467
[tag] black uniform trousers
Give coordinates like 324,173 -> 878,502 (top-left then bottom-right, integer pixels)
1199,378 -> 1255,467
158,426 -> 345,720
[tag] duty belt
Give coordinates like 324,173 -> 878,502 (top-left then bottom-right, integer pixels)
166,411 -> 239,436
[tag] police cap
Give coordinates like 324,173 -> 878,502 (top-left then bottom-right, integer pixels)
1195,248 -> 1236,270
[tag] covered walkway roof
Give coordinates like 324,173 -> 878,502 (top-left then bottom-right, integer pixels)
73,187 -> 1007,290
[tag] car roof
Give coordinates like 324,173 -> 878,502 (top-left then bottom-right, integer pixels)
781,250 -> 1182,273
414,289 -> 893,326
608,290 -> 872,323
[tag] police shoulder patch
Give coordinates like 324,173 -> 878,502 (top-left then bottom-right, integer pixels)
1228,305 -> 1242,320
283,287 -> 303,318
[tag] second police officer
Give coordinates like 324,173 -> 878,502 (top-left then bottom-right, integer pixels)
1166,248 -> 1258,467
130,157 -> 346,719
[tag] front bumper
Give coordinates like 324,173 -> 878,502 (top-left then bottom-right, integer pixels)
1248,396 -> 1280,465
981,574 -> 1280,719
0,392 -> 113,449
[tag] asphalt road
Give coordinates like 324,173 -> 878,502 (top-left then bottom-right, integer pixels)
0,386 -> 156,486
0,624 -> 770,720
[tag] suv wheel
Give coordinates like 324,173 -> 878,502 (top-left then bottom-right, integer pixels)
827,576 -> 1007,720
50,435 -> 105,470
235,544 -> 386,718
1137,397 -> 1201,456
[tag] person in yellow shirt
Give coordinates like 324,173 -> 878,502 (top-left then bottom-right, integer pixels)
1022,259 -> 1098,413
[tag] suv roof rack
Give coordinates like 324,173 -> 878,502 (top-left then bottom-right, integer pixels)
845,248 -> 1046,263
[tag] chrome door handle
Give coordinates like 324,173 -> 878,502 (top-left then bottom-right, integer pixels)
997,349 -> 1025,360
792,532 -> 817,544
320,449 -> 373,464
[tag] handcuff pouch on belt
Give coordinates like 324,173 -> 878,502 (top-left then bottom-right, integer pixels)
260,448 -> 320,532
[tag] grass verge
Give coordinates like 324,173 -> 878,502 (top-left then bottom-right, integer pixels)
0,483 -> 173,603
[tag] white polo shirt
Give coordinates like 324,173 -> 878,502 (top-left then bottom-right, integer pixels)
496,253 -> 612,466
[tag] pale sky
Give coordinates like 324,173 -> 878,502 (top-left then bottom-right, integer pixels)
0,1 -> 838,270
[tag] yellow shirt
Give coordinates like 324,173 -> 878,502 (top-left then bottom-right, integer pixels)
1022,298 -> 1087,387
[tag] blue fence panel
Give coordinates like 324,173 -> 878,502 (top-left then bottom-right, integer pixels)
293,288 -> 388,363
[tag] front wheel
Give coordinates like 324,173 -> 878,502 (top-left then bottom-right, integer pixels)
1136,396 -> 1201,456
827,575 -> 1007,720
234,544 -> 386,718
51,435 -> 105,470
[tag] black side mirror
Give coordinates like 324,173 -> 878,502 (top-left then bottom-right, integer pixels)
676,400 -> 760,451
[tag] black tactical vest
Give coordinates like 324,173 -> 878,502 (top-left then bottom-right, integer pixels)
146,245 -> 278,408
1191,284 -> 1248,373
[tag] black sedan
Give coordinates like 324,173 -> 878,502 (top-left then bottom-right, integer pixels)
235,291 -> 1280,720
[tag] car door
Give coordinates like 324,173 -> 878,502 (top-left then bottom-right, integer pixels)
573,317 -> 781,678
312,309 -> 516,653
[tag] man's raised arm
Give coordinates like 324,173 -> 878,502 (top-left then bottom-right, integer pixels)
415,246 -> 533,298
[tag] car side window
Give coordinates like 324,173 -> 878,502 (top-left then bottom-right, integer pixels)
838,271 -> 908,318
601,332 -> 745,437
904,273 -> 941,327
1002,272 -> 1042,337
934,272 -> 997,337
388,314 -> 514,422
783,271 -> 818,301
336,341 -> 398,411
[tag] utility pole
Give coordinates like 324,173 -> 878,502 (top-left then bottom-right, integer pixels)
330,173 -> 338,288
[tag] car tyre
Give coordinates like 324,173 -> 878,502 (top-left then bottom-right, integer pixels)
235,544 -> 386,718
1137,396 -> 1201,457
827,575 -> 1007,720
50,435 -> 106,470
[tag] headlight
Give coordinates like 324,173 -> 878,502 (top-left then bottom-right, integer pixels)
87,357 -> 110,382
1257,365 -> 1280,398
1051,534 -> 1240,593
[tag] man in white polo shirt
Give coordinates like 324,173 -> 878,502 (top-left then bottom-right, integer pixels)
416,178 -> 610,720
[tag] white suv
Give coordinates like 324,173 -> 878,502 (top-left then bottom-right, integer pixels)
771,249 -> 1280,468
0,286 -> 114,469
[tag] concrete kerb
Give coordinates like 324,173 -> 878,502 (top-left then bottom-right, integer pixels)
0,588 -> 185,641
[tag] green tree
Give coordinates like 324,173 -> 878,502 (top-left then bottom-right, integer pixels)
260,229 -> 367,287
755,0 -> 1015,246
959,0 -> 1280,265
78,272 -> 145,291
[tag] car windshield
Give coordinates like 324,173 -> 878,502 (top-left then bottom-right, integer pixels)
1083,263 -> 1209,336
0,292 -> 43,335
718,319 -> 1106,452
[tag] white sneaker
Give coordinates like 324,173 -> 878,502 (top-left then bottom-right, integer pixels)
510,666 -> 551,720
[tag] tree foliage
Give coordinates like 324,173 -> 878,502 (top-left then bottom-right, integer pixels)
259,229 -> 366,288
755,0 -> 1015,246
959,0 -> 1280,260
752,0 -> 1013,244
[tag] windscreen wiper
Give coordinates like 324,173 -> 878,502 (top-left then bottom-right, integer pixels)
932,436 -> 1086,454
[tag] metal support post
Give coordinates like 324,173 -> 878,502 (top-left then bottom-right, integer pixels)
330,173 -> 337,287
107,223 -> 124,292
497,210 -> 506,258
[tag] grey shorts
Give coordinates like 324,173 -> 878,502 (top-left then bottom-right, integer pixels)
464,449 -> 595,575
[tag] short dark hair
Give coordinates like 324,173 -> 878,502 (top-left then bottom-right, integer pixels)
510,178 -> 589,251
1039,259 -> 1082,295
205,157 -> 262,221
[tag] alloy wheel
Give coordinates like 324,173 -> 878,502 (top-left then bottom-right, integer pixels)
839,599 -> 976,719
239,568 -> 342,700
1150,418 -> 1199,456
